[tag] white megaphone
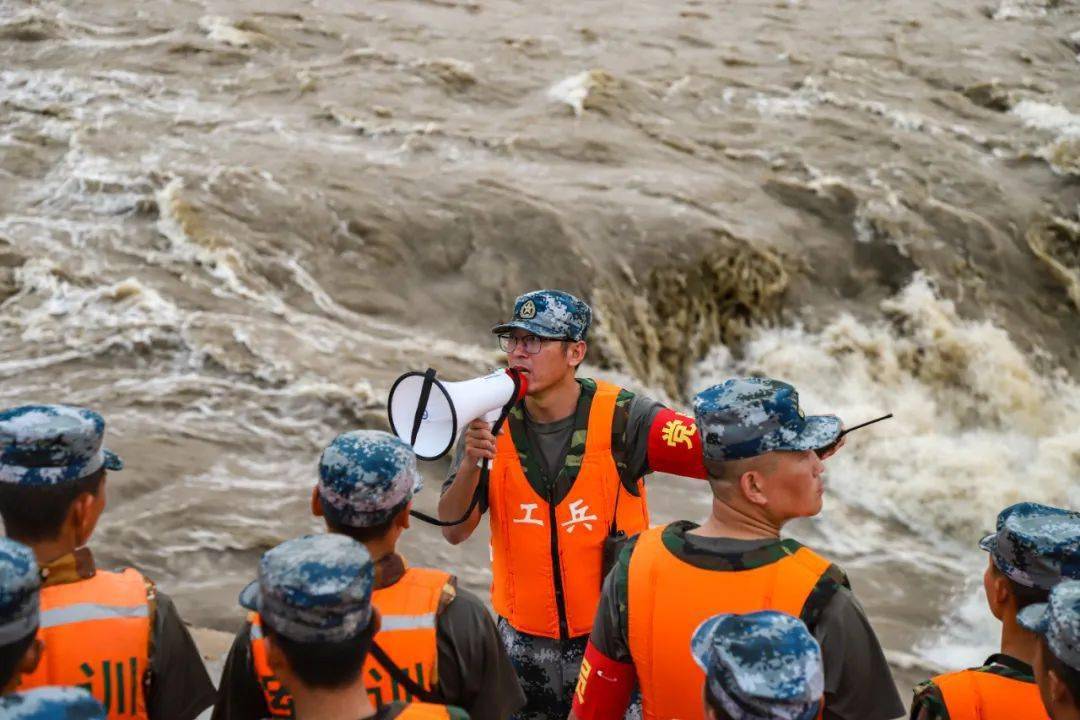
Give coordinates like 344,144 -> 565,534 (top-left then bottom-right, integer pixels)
388,368 -> 528,460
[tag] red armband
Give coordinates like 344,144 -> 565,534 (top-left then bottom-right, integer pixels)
572,641 -> 636,720
646,408 -> 707,479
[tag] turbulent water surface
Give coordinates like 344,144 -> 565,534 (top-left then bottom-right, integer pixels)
3,0 -> 1080,701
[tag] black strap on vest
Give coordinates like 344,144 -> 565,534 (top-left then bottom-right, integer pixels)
369,640 -> 440,703
408,370 -> 524,527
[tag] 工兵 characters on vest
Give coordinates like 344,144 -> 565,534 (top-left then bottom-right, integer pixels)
0,405 -> 216,720
569,377 -> 906,720
911,503 -> 1080,720
436,289 -> 708,720
213,430 -> 523,720
237,533 -> 471,720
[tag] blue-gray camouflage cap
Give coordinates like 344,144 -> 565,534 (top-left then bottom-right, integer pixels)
691,611 -> 823,720
693,378 -> 841,462
491,289 -> 592,342
979,502 -> 1080,590
1018,579 -> 1080,671
318,430 -> 423,528
0,405 -> 123,486
0,687 -> 106,719
239,534 -> 374,643
0,537 -> 40,646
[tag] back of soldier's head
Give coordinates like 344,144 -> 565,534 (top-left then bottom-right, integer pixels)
239,533 -> 376,690
317,430 -> 422,544
981,503 -> 1080,615
0,538 -> 41,690
0,405 -> 122,543
691,610 -> 823,720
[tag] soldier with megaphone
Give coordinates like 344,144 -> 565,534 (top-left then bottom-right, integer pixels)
430,289 -> 707,720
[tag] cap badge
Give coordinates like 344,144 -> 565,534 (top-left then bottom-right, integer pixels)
519,300 -> 537,319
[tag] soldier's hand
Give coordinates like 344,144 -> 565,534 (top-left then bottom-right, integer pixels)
464,419 -> 498,462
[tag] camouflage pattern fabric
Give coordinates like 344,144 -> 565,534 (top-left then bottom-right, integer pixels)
491,290 -> 592,342
496,618 -> 640,720
979,502 -> 1080,589
0,687 -> 106,719
692,378 -> 841,461
318,430 -> 424,527
690,611 -> 823,720
0,405 -> 123,486
1019,579 -> 1080,670
239,534 -> 374,643
0,537 -> 40,645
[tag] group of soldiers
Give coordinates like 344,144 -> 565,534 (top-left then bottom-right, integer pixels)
0,288 -> 1077,720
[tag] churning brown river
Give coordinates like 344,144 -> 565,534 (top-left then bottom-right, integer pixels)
2,0 -> 1080,708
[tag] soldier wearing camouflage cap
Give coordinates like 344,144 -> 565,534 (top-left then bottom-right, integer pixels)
0,538 -> 42,694
235,533 -> 469,720
214,430 -> 522,720
1021,580 -> 1080,719
912,502 -> 1080,720
0,404 -> 214,720
0,686 -> 107,719
572,377 -> 902,720
438,290 -> 707,720
691,611 -> 824,720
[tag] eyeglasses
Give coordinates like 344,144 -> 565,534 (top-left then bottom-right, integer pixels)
497,333 -> 567,355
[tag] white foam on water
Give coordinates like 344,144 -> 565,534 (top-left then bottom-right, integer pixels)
1012,100 -> 1080,138
547,70 -> 603,116
196,16 -> 268,48
992,0 -> 1052,20
689,274 -> 1080,666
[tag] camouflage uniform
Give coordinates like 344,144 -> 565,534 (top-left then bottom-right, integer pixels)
690,611 -> 824,720
1019,580 -> 1080,671
910,502 -> 1080,720
0,687 -> 107,719
0,537 -> 40,650
238,534 -> 470,719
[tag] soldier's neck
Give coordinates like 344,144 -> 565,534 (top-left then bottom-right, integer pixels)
292,681 -> 375,720
25,530 -> 82,567
693,499 -> 783,540
524,376 -> 580,424
999,613 -> 1039,667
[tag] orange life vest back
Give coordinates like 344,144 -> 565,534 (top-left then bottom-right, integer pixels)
627,525 -> 830,720
393,702 -> 455,719
250,566 -> 452,716
18,568 -> 151,720
933,668 -> 1050,720
489,379 -> 649,640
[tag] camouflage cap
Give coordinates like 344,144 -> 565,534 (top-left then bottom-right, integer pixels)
691,611 -> 823,720
0,687 -> 106,719
693,378 -> 841,462
318,430 -> 423,528
491,289 -> 592,342
1018,579 -> 1080,671
0,405 -> 123,486
239,534 -> 374,643
0,537 -> 40,646
978,502 -> 1080,589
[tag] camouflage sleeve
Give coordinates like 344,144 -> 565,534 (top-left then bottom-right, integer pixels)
909,681 -> 949,720
611,391 -> 665,490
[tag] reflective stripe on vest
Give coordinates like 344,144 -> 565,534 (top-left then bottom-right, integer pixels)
488,379 -> 649,639
627,525 -> 830,720
18,568 -> 152,720
250,566 -> 451,717
934,668 -> 1050,720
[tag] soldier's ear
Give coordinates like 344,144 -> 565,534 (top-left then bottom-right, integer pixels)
312,486 -> 324,518
396,501 -> 412,530
1048,665 -> 1070,704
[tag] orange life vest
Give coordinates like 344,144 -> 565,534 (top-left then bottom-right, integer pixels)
250,566 -> 452,716
393,702 -> 455,719
489,379 -> 649,640
18,568 -> 151,720
933,668 -> 1050,720
627,525 -> 830,720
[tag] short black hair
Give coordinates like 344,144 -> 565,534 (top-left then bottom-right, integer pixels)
0,469 -> 105,542
989,563 -> 1052,610
0,629 -> 37,689
1045,637 -> 1080,705
267,619 -> 375,689
324,497 -> 409,544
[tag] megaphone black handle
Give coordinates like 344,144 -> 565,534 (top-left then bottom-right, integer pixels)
410,368 -> 438,448
409,369 -> 523,528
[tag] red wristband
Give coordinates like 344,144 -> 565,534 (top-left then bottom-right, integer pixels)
572,641 -> 636,720
646,408 -> 707,479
